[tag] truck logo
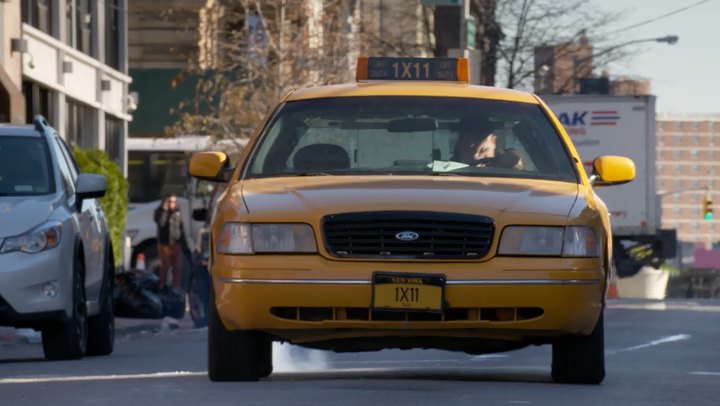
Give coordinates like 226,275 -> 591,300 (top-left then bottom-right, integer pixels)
558,111 -> 620,127
590,110 -> 619,126
395,231 -> 420,241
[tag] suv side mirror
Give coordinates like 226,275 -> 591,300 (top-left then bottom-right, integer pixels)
75,173 -> 107,210
189,152 -> 233,182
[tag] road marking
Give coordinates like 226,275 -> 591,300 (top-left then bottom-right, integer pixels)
472,354 -> 509,361
0,371 -> 205,385
606,334 -> 691,355
690,372 -> 720,376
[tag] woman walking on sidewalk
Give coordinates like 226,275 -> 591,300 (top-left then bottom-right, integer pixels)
154,194 -> 184,292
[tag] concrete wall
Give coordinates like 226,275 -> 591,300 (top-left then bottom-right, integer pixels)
0,0 -> 25,123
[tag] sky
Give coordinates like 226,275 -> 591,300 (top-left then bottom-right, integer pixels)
589,0 -> 720,115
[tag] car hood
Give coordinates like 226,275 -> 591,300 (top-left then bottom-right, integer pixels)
0,195 -> 56,238
238,176 -> 580,225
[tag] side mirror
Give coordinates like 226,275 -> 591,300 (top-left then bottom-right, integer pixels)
75,173 -> 107,210
189,152 -> 232,182
591,156 -> 635,187
192,208 -> 208,222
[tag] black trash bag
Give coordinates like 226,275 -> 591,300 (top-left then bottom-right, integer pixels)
157,289 -> 186,319
134,269 -> 160,293
113,272 -> 164,319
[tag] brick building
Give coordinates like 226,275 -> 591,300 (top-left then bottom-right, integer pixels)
656,115 -> 720,245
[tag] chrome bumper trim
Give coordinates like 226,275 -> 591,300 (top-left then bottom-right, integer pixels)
217,277 -> 601,286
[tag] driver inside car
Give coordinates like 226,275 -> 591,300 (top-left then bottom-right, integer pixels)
451,118 -> 524,170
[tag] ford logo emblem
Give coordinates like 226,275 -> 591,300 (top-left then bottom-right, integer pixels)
395,231 -> 420,241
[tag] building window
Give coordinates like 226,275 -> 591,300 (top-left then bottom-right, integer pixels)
673,149 -> 682,159
691,121 -> 700,130
691,149 -> 699,158
674,207 -> 681,216
22,81 -> 55,124
673,181 -> 681,191
674,135 -> 682,145
66,0 -> 93,55
673,163 -> 681,172
674,121 -> 682,130
691,164 -> 699,173
105,115 -> 123,164
692,134 -> 700,144
65,98 -> 95,149
692,179 -> 700,188
105,0 -> 121,70
21,0 -> 53,35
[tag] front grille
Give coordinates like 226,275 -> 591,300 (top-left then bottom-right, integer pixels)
323,211 -> 494,259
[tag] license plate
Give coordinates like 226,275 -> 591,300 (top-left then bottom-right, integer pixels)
372,272 -> 445,312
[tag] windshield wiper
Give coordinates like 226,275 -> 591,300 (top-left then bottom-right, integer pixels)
294,172 -> 333,177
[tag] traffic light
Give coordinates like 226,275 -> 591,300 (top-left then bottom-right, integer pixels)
703,194 -> 713,220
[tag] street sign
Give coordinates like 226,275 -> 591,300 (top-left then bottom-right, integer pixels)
420,0 -> 461,6
466,16 -> 476,49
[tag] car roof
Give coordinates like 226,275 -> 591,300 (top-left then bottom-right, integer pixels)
285,82 -> 540,104
0,124 -> 44,138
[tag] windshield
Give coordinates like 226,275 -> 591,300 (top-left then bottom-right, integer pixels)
0,136 -> 54,196
248,96 -> 577,182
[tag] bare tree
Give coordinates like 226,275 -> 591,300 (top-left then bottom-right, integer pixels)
168,0 -> 432,142
495,0 -> 622,90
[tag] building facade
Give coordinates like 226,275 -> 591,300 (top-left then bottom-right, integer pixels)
656,116 -> 720,245
0,0 -> 131,172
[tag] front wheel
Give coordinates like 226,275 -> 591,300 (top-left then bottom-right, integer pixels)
207,290 -> 272,382
42,256 -> 87,360
87,248 -> 115,356
551,310 -> 606,384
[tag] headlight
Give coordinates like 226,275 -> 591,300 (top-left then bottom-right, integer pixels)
217,223 -> 317,254
498,226 -> 599,257
562,226 -> 600,257
0,221 -> 62,254
498,226 -> 564,256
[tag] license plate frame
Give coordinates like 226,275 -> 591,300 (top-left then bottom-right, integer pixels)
371,272 -> 446,313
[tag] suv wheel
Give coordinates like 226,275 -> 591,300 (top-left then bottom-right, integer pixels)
208,290 -> 271,382
42,256 -> 87,360
551,310 -> 606,384
87,248 -> 115,356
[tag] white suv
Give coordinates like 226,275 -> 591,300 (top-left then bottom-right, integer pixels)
0,116 -> 115,360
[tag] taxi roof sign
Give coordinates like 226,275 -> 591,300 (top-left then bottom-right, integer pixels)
356,57 -> 469,83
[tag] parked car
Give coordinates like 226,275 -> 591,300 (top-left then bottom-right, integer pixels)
0,116 -> 115,360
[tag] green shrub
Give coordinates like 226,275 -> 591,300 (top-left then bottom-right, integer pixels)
72,147 -> 128,267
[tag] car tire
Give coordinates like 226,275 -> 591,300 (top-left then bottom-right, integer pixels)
551,310 -> 606,384
207,289 -> 271,382
188,270 -> 209,329
87,248 -> 115,356
259,338 -> 274,378
42,255 -> 88,361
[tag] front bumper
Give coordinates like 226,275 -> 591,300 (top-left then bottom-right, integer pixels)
0,248 -> 73,327
212,254 -> 605,344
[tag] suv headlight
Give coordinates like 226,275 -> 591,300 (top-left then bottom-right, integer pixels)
217,223 -> 317,254
0,221 -> 62,254
498,226 -> 599,257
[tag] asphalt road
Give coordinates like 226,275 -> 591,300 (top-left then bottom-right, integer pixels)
1,300 -> 719,406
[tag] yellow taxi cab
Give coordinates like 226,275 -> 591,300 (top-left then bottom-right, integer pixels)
188,57 -> 635,384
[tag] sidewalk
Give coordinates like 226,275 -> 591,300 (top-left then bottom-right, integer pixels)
0,316 -> 197,347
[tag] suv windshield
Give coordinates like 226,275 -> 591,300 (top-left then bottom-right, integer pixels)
0,136 -> 54,196
248,96 -> 577,182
